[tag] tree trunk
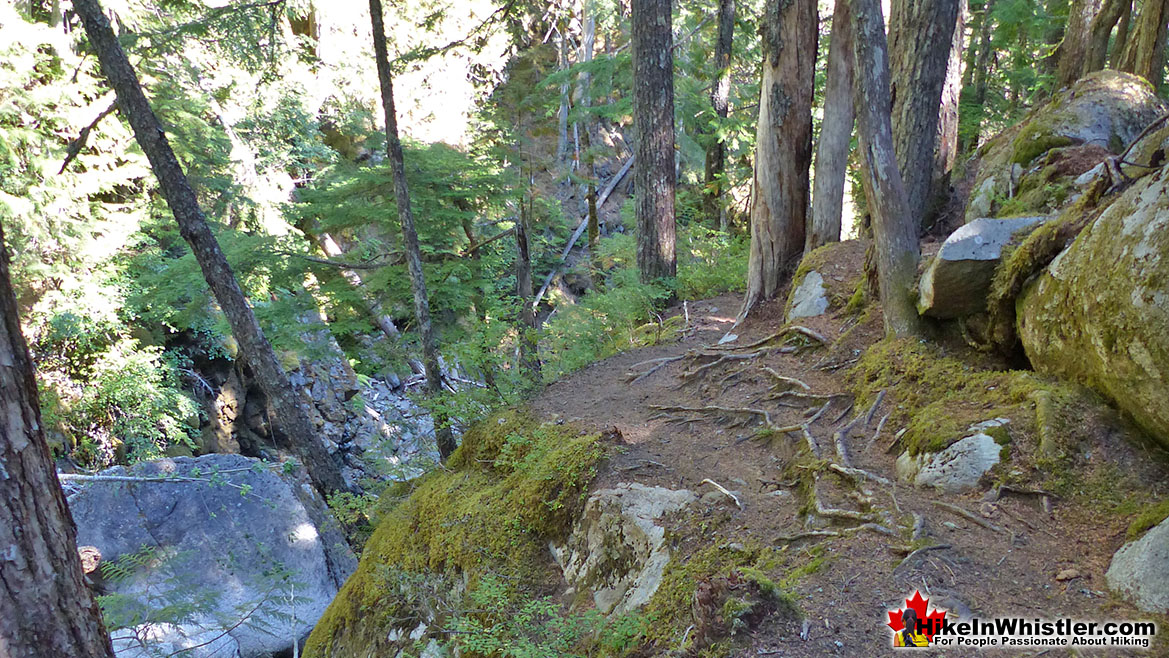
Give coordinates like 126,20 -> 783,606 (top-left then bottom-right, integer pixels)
741,0 -> 817,316
851,0 -> 925,337
1112,0 -> 1134,65
73,0 -> 347,496
633,0 -> 677,283
1118,0 -> 1169,84
888,0 -> 961,232
934,0 -> 965,214
703,0 -> 735,230
368,0 -> 456,459
556,23 -> 572,167
1085,0 -> 1131,75
959,0 -> 996,153
810,0 -> 855,250
1,224 -> 116,658
516,196 -> 541,383
1057,0 -> 1103,88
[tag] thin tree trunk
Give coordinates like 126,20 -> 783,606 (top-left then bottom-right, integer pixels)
1112,0 -> 1134,65
741,0 -> 817,317
632,0 -> 677,283
851,0 -> 924,337
1085,0 -> 1130,74
1118,0 -> 1169,84
888,0 -> 961,232
368,0 -> 456,459
1,224 -> 116,658
960,0 -> 996,152
1057,0 -> 1103,87
934,0 -> 966,219
704,0 -> 735,230
74,0 -> 347,496
516,196 -> 541,383
556,24 -> 572,167
810,0 -> 855,250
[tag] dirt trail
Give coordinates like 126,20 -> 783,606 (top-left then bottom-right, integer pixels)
530,292 -> 1163,657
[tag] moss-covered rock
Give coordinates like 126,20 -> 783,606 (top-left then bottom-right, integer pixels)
965,71 -> 1166,222
1017,167 -> 1169,448
303,410 -> 608,658
784,240 -> 867,321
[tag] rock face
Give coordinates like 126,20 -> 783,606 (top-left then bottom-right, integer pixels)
966,71 -> 1166,222
1017,167 -> 1169,447
918,217 -> 1050,318
788,271 -> 830,320
552,483 -> 696,615
895,419 -> 1008,493
1106,518 -> 1169,613
68,454 -> 356,658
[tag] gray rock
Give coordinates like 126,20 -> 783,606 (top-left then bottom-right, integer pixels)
918,217 -> 1050,318
788,271 -> 830,320
1106,518 -> 1169,613
552,483 -> 696,615
897,419 -> 1008,493
1018,165 -> 1169,447
69,454 -> 355,658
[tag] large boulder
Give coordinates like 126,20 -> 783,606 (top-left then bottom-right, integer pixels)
552,483 -> 696,616
1017,166 -> 1169,447
918,217 -> 1050,318
966,71 -> 1166,222
1106,518 -> 1169,613
68,454 -> 356,658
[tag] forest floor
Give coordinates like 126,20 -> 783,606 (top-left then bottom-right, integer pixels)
529,264 -> 1168,656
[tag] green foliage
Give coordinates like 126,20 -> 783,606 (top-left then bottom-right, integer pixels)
304,411 -> 608,656
446,573 -> 647,658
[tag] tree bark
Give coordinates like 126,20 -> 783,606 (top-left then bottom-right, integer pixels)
1057,0 -> 1103,88
516,196 -> 541,384
934,0 -> 966,215
810,0 -> 855,250
1112,0 -> 1134,65
1085,0 -> 1131,74
632,0 -> 677,283
73,0 -> 347,496
741,0 -> 817,316
368,0 -> 456,459
703,0 -> 735,231
1118,0 -> 1169,84
888,0 -> 961,232
1,223 -> 116,658
851,0 -> 925,337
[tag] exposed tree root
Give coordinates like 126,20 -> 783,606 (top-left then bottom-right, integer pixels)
720,325 -> 828,352
933,501 -> 1007,534
894,544 -> 952,573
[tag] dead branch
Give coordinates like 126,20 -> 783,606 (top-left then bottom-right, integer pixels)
932,501 -> 1007,534
59,97 -> 118,174
700,478 -> 743,509
894,544 -> 952,572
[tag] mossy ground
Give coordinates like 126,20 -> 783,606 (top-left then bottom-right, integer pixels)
847,337 -> 1099,458
304,410 -> 609,658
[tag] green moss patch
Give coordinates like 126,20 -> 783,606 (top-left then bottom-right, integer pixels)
1126,500 -> 1169,541
304,410 -> 607,658
847,338 -> 1091,456
642,544 -> 800,657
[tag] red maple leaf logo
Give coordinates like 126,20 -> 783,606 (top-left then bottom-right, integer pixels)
887,590 -> 947,641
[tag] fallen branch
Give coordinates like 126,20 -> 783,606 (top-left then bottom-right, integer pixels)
533,155 -> 634,307
700,478 -> 743,509
932,501 -> 1007,534
894,544 -> 952,572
